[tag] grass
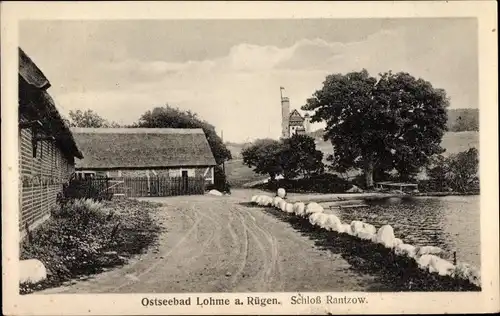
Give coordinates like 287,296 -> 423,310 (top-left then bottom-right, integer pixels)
19,197 -> 163,294
225,159 -> 267,188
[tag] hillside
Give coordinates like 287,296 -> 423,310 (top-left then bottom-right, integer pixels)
225,131 -> 479,187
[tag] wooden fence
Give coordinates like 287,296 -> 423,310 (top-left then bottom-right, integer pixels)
91,176 -> 206,198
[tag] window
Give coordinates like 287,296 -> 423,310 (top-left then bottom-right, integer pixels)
180,168 -> 195,177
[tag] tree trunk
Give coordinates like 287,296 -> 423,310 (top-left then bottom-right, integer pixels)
364,156 -> 374,189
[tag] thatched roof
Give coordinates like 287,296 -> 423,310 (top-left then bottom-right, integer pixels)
19,47 -> 83,159
19,47 -> 51,90
71,128 -> 217,169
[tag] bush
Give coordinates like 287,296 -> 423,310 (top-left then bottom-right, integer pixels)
258,173 -> 349,194
424,148 -> 479,193
62,178 -> 114,203
20,198 -> 161,294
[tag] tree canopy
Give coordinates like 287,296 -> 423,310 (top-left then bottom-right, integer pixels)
427,147 -> 479,192
134,105 -> 232,165
280,134 -> 324,179
241,139 -> 284,180
241,134 -> 324,180
67,109 -> 120,128
302,69 -> 449,187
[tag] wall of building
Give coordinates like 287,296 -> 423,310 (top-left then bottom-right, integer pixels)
78,166 -> 215,184
19,125 -> 75,232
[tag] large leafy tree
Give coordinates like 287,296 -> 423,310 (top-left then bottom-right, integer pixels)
280,134 -> 324,179
67,109 -> 120,128
242,135 -> 324,180
134,105 -> 232,165
302,69 -> 449,188
241,139 -> 284,181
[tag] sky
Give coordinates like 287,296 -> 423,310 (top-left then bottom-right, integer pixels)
19,18 -> 478,142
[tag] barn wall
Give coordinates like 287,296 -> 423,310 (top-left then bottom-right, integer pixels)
19,125 -> 75,233
80,166 -> 215,184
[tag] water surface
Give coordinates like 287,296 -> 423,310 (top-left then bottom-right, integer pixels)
333,196 -> 480,268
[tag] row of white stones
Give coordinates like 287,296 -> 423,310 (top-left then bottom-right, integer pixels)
250,192 -> 481,288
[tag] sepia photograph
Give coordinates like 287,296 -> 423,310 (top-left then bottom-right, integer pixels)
2,1 -> 498,315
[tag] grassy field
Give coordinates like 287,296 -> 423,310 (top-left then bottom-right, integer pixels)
225,159 -> 267,187
225,132 -> 479,187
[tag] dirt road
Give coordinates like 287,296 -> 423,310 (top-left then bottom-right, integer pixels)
40,189 -> 388,293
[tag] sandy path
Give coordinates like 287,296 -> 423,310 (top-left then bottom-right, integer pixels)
38,189 -> 386,294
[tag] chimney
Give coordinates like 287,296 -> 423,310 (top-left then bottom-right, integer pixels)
281,97 -> 290,138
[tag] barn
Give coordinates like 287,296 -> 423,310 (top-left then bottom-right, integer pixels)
18,47 -> 84,234
70,128 -> 217,195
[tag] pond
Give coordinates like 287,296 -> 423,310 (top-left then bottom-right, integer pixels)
333,195 -> 481,268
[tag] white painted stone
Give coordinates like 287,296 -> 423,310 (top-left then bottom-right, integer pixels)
251,195 -> 258,203
395,243 -> 418,258
357,231 -> 376,241
208,189 -> 223,196
293,202 -> 306,216
305,202 -> 324,216
350,221 -> 376,238
309,212 -> 322,226
273,196 -> 283,208
285,203 -> 294,213
277,188 -> 286,199
417,254 -> 435,270
341,223 -> 354,235
428,257 -> 456,276
266,196 -> 274,206
315,213 -> 330,228
256,196 -> 264,205
417,246 -> 443,257
350,220 -> 364,235
393,238 -> 403,248
376,225 -> 396,248
323,214 -> 342,232
278,200 -> 287,211
19,259 -> 47,284
362,223 -> 377,235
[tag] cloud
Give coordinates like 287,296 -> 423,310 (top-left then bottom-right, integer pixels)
40,26 -> 477,142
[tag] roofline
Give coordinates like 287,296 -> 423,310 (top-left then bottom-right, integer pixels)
19,47 -> 51,90
71,127 -> 206,134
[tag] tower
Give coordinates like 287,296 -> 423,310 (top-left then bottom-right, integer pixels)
280,87 -> 290,138
304,113 -> 311,133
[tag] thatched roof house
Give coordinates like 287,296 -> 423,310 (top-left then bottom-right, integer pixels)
19,48 -> 83,160
18,47 -> 83,233
71,128 -> 217,182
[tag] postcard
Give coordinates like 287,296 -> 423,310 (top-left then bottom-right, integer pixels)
2,1 -> 498,315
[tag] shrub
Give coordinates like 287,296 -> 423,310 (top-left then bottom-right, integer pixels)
20,198 -> 161,294
424,148 -> 479,193
257,173 -> 349,193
